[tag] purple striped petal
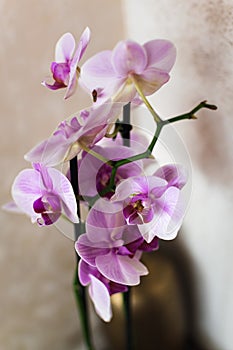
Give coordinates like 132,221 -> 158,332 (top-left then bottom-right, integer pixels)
143,39 -> 176,72
24,134 -> 70,167
86,199 -> 125,242
89,274 -> 112,322
96,251 -> 148,286
47,167 -> 78,223
154,164 -> 188,189
78,260 -> 112,322
64,27 -> 91,99
78,260 -> 92,286
11,169 -> 43,219
112,176 -> 148,202
112,40 -> 147,76
75,234 -> 110,266
139,186 -> 183,242
34,163 -> 53,191
55,32 -> 75,62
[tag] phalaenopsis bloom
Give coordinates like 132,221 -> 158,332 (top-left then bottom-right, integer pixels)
111,164 -> 187,243
4,25 -> 216,349
80,38 -> 176,103
11,163 -> 79,226
42,27 -> 90,99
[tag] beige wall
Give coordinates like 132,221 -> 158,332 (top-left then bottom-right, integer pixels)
0,1 -> 124,349
123,1 -> 233,349
1,1 -> 233,349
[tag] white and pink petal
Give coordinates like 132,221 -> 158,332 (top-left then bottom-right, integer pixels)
96,251 -> 148,286
48,167 -> 79,223
143,39 -> 176,72
154,164 -> 188,189
111,40 -> 147,76
89,274 -> 112,322
55,32 -> 75,63
11,169 -> 43,219
76,234 -> 110,266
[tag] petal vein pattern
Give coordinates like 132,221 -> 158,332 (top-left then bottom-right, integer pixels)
81,38 -> 176,103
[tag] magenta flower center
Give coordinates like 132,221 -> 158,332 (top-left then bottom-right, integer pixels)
123,193 -> 154,225
52,62 -> 70,85
133,199 -> 144,212
33,195 -> 61,225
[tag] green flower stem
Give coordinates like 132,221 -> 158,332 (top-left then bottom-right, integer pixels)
122,103 -> 133,350
73,262 -> 94,350
130,75 -> 162,123
78,141 -> 110,163
122,103 -> 131,147
70,157 -> 95,350
104,100 -> 217,192
164,100 -> 217,124
123,288 -> 133,350
80,99 -> 217,205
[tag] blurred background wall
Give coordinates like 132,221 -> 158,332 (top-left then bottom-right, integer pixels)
1,0 -> 232,349
122,1 -> 233,350
0,1 -> 124,349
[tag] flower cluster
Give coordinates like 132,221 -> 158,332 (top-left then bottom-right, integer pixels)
76,163 -> 186,321
6,27 -> 215,325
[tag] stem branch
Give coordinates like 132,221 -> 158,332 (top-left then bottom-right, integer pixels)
70,156 -> 95,350
100,100 -> 217,195
164,100 -> 217,125
122,103 -> 133,350
73,264 -> 94,350
131,76 -> 162,124
123,288 -> 133,350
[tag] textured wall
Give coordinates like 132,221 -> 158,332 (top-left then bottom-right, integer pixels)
2,1 -> 233,349
0,1 -> 123,349
122,1 -> 233,349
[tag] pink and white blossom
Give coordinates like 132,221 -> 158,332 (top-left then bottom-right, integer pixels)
111,164 -> 187,243
11,163 -> 79,226
76,200 -> 148,286
80,39 -> 176,103
24,103 -> 123,166
79,260 -> 128,322
42,27 -> 90,99
154,163 -> 188,189
75,198 -> 161,321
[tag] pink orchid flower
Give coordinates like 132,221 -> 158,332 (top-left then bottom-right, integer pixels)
42,27 -> 90,99
79,260 -> 128,322
76,199 -> 148,286
111,164 -> 187,243
75,199 -> 160,321
24,102 -> 123,167
80,38 -> 176,103
11,163 -> 79,226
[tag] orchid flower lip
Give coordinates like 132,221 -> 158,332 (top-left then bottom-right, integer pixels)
110,168 -> 187,243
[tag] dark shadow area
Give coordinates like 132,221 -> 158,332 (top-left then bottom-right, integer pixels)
99,229 -> 218,350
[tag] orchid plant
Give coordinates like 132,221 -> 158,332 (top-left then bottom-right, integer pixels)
5,27 -> 217,350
